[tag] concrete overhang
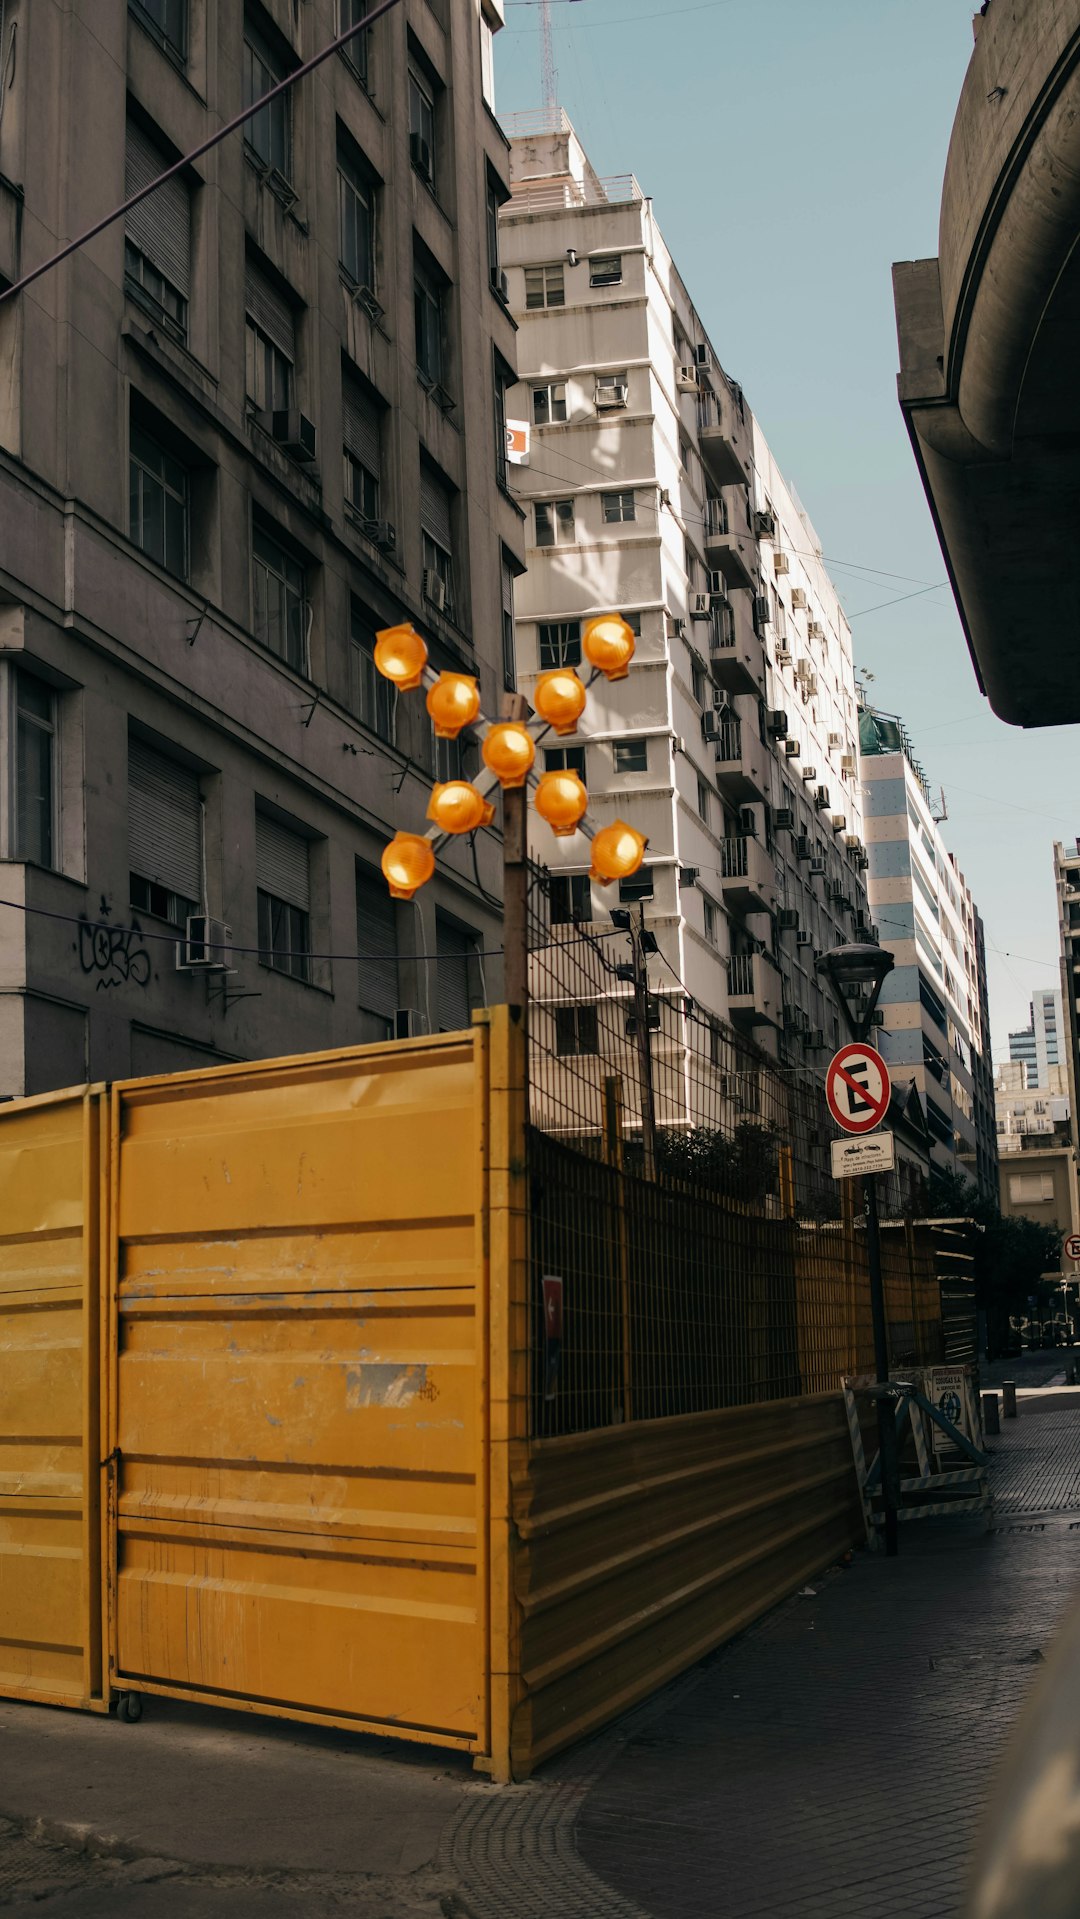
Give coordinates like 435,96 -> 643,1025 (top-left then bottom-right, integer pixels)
893,0 -> 1080,727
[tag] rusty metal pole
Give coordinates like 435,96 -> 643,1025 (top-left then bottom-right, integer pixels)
500,693 -> 530,1021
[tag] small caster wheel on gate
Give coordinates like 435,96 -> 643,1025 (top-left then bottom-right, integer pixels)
116,1691 -> 143,1723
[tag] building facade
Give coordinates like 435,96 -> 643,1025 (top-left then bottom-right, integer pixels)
859,705 -> 997,1197
0,0 -> 522,1095
499,113 -> 870,1079
995,1059 -> 1078,1239
1008,988 -> 1063,1089
1054,839 -> 1080,1156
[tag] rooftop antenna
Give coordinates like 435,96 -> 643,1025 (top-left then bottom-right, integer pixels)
540,0 -> 557,116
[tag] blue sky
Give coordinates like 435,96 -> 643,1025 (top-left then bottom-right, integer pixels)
496,0 -> 1078,1055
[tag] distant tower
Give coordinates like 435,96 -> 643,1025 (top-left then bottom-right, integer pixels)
540,0 -> 557,114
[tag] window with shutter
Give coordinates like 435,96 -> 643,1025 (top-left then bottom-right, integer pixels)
356,862 -> 397,1028
436,917 -> 476,1032
124,122 -> 191,338
342,378 -> 382,520
256,811 -> 311,982
128,737 -> 201,925
245,262 -> 295,413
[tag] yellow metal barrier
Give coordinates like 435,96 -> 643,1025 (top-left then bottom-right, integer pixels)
0,1088 -> 106,1710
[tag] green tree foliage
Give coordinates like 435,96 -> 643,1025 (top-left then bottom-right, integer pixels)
652,1122 -> 781,1202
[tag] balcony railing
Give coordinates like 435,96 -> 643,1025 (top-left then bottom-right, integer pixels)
720,835 -> 752,880
728,950 -> 755,997
507,171 -> 644,214
714,719 -> 743,763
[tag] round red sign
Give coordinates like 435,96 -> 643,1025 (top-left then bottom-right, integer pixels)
826,1043 -> 892,1136
1065,1233 -> 1080,1263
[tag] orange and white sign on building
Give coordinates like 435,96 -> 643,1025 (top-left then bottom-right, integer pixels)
505,421 -> 530,465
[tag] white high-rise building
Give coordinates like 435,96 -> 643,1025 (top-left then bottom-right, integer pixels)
1008,990 -> 1063,1088
499,114 -> 870,1071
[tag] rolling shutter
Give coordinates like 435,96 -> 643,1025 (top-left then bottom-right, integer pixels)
125,123 -> 191,298
256,812 -> 310,910
245,261 -> 295,360
356,864 -> 398,1018
436,918 -> 474,1032
128,738 -> 202,903
343,380 -> 381,477
419,467 -> 452,552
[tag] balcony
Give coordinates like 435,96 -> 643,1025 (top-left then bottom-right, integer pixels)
696,382 -> 752,488
709,595 -> 765,696
713,717 -> 770,803
727,949 -> 783,1029
718,835 -> 777,913
703,493 -> 757,590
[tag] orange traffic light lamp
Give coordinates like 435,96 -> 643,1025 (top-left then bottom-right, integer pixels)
482,721 -> 536,789
533,769 -> 588,837
427,781 -> 496,836
374,623 -> 428,691
583,613 -> 636,682
590,819 -> 648,884
533,668 -> 587,737
381,831 -> 435,899
426,672 -> 480,739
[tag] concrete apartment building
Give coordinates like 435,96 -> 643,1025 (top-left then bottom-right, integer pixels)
0,0 -> 522,1095
499,113 -> 871,1073
1054,839 -> 1080,1157
1008,988 -> 1063,1089
995,1058 -> 1078,1239
859,704 -> 997,1197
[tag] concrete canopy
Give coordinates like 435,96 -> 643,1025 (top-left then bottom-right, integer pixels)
893,0 -> 1080,727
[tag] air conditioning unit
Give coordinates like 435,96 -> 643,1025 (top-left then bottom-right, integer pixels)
800,764 -> 818,782
754,593 -> 772,625
768,710 -> 788,737
870,1009 -> 886,1028
596,382 -> 629,409
778,908 -> 799,931
410,132 -> 433,180
176,915 -> 231,972
840,751 -> 856,774
830,813 -> 847,832
814,785 -> 830,809
693,343 -> 712,370
808,619 -> 825,641
424,570 -> 448,612
805,1028 -> 825,1050
784,738 -> 801,757
668,616 -> 685,638
679,866 -> 699,888
796,930 -> 814,948
271,411 -> 317,461
827,881 -> 846,902
809,856 -> 827,876
354,283 -> 384,322
361,517 -> 397,553
773,550 -> 790,575
828,731 -> 843,748
774,808 -> 795,831
701,710 -> 722,741
739,806 -> 757,837
395,1007 -> 429,1039
791,587 -> 807,609
690,592 -> 712,619
707,570 -> 729,600
774,645 -> 792,665
677,365 -> 699,392
844,833 -> 862,851
753,510 -> 776,539
795,656 -> 813,682
794,835 -> 812,859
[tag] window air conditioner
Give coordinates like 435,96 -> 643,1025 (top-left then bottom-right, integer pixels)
596,382 -> 629,409
808,620 -> 825,641
693,343 -> 712,370
768,710 -> 788,737
677,365 -> 699,392
176,915 -> 232,972
271,411 -> 317,461
773,550 -> 790,574
791,587 -> 807,609
690,593 -> 712,619
754,593 -> 772,625
410,133 -> 433,180
794,835 -> 812,859
809,856 -> 827,876
395,1008 -> 429,1039
784,738 -> 801,757
796,930 -> 814,948
814,785 -> 830,809
828,731 -> 843,748
707,571 -> 729,600
778,908 -> 799,931
800,764 -> 818,781
701,710 -> 722,741
424,571 -> 448,612
805,1028 -> 825,1050
830,814 -> 847,832
775,645 -> 792,665
844,833 -> 862,851
773,808 -> 795,831
753,510 -> 776,540
361,518 -> 397,553
840,751 -> 856,774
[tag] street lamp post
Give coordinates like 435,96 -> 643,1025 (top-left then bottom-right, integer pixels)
816,942 -> 900,1556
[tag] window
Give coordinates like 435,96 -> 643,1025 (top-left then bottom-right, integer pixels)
1008,1173 -> 1054,1205
619,867 -> 654,904
128,737 -> 201,927
486,170 -> 502,289
691,660 -> 707,707
613,738 -> 648,774
124,123 -> 191,339
420,463 -> 455,617
436,917 -> 478,1031
601,490 -> 636,524
252,520 -> 308,671
129,422 -> 189,578
538,621 -> 581,669
244,18 -> 291,178
535,499 -> 575,548
356,860 -> 398,1033
245,261 -> 295,413
349,602 -> 396,743
501,549 -> 517,692
524,263 -> 565,310
338,0 -> 371,87
590,254 -> 622,287
494,353 -> 513,489
257,813 -> 311,982
697,777 -> 710,824
480,5 -> 495,105
338,143 -> 376,291
409,67 -> 436,185
533,382 -> 567,426
342,376 -> 382,521
130,0 -> 187,62
703,897 -> 718,947
555,1005 -> 599,1056
414,253 -> 447,388
545,746 -> 586,778
549,874 -> 592,925
14,672 -> 55,869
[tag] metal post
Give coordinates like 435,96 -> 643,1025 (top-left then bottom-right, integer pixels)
982,1392 -> 1000,1436
1003,1378 -> 1017,1419
865,1171 -> 899,1557
500,692 -> 530,1021
631,906 -> 657,1181
604,1076 -> 633,1424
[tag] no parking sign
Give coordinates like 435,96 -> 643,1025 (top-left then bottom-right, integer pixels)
825,1043 -> 891,1136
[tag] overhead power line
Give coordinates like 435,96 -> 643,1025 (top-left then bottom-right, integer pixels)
0,0 -> 406,307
